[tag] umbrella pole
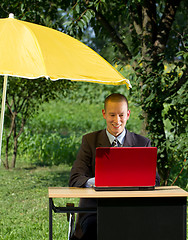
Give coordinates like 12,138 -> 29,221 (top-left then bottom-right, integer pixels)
0,75 -> 8,165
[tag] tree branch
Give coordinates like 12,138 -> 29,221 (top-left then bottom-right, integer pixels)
154,0 -> 182,54
129,3 -> 142,36
142,0 -> 157,58
16,117 -> 26,140
92,8 -> 132,61
6,100 -> 14,116
17,97 -> 29,113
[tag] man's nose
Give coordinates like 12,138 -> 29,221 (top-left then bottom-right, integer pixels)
114,115 -> 120,123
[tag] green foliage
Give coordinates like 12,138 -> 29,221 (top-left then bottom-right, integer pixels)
4,77 -> 72,120
26,99 -> 106,136
0,76 -> 73,168
162,67 -> 188,188
17,96 -> 142,167
18,100 -> 105,166
135,51 -> 188,186
19,132 -> 81,166
0,0 -> 68,28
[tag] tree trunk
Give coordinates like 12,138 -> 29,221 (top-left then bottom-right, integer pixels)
4,135 -> 10,169
12,138 -> 18,168
4,111 -> 16,169
12,121 -> 17,168
11,117 -> 25,168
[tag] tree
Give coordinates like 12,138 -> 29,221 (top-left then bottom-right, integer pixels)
1,77 -> 72,169
60,0 -> 188,185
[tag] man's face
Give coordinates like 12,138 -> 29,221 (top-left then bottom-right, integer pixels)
102,100 -> 130,137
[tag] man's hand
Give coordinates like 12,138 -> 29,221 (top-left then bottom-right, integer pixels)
85,177 -> 95,188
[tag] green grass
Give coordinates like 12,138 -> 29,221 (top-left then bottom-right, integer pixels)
0,162 -> 79,240
0,162 -> 188,239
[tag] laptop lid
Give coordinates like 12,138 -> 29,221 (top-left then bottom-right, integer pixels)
95,147 -> 157,190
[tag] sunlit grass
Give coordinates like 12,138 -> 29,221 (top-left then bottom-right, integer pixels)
0,161 -> 187,239
0,162 -> 79,240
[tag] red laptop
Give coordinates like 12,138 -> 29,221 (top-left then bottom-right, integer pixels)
94,147 -> 157,191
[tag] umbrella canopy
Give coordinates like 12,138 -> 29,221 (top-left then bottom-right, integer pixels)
0,14 -> 131,164
0,14 -> 131,86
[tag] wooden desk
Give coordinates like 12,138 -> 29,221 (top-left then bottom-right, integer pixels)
48,186 -> 188,240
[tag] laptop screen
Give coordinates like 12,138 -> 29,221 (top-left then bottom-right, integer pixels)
95,147 -> 157,189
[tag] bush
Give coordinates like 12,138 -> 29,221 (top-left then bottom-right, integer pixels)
18,100 -> 105,166
18,99 -> 143,167
19,132 -> 81,166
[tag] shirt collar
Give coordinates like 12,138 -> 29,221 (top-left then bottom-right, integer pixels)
106,128 -> 126,145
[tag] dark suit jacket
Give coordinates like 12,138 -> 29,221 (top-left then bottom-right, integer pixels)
69,129 -> 160,235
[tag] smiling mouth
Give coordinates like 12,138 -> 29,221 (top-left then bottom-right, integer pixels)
112,124 -> 121,128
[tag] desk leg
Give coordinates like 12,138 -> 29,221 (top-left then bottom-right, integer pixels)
49,198 -> 53,240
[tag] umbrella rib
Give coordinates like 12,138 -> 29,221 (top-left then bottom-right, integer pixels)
24,25 -> 47,76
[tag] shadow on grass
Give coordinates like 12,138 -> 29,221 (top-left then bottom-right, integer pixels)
28,165 -> 72,187
0,163 -> 72,188
48,170 -> 71,187
23,166 -> 37,170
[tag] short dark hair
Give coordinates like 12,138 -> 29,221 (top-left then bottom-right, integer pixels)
104,93 -> 128,110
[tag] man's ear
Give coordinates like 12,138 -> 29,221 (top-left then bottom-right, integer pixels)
102,109 -> 106,119
127,109 -> 131,120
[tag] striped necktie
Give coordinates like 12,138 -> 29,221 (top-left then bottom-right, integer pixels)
112,138 -> 119,147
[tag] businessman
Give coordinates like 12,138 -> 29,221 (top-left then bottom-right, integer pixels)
69,93 -> 160,240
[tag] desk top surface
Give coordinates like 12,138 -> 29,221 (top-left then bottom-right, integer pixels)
48,186 -> 188,198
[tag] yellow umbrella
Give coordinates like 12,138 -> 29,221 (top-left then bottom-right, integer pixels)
0,14 -> 131,85
0,14 -> 131,163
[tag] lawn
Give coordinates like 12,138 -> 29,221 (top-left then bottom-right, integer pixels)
0,162 -> 79,240
0,162 -> 188,239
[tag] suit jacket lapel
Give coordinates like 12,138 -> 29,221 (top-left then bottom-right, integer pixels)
97,129 -> 111,147
123,129 -> 136,147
